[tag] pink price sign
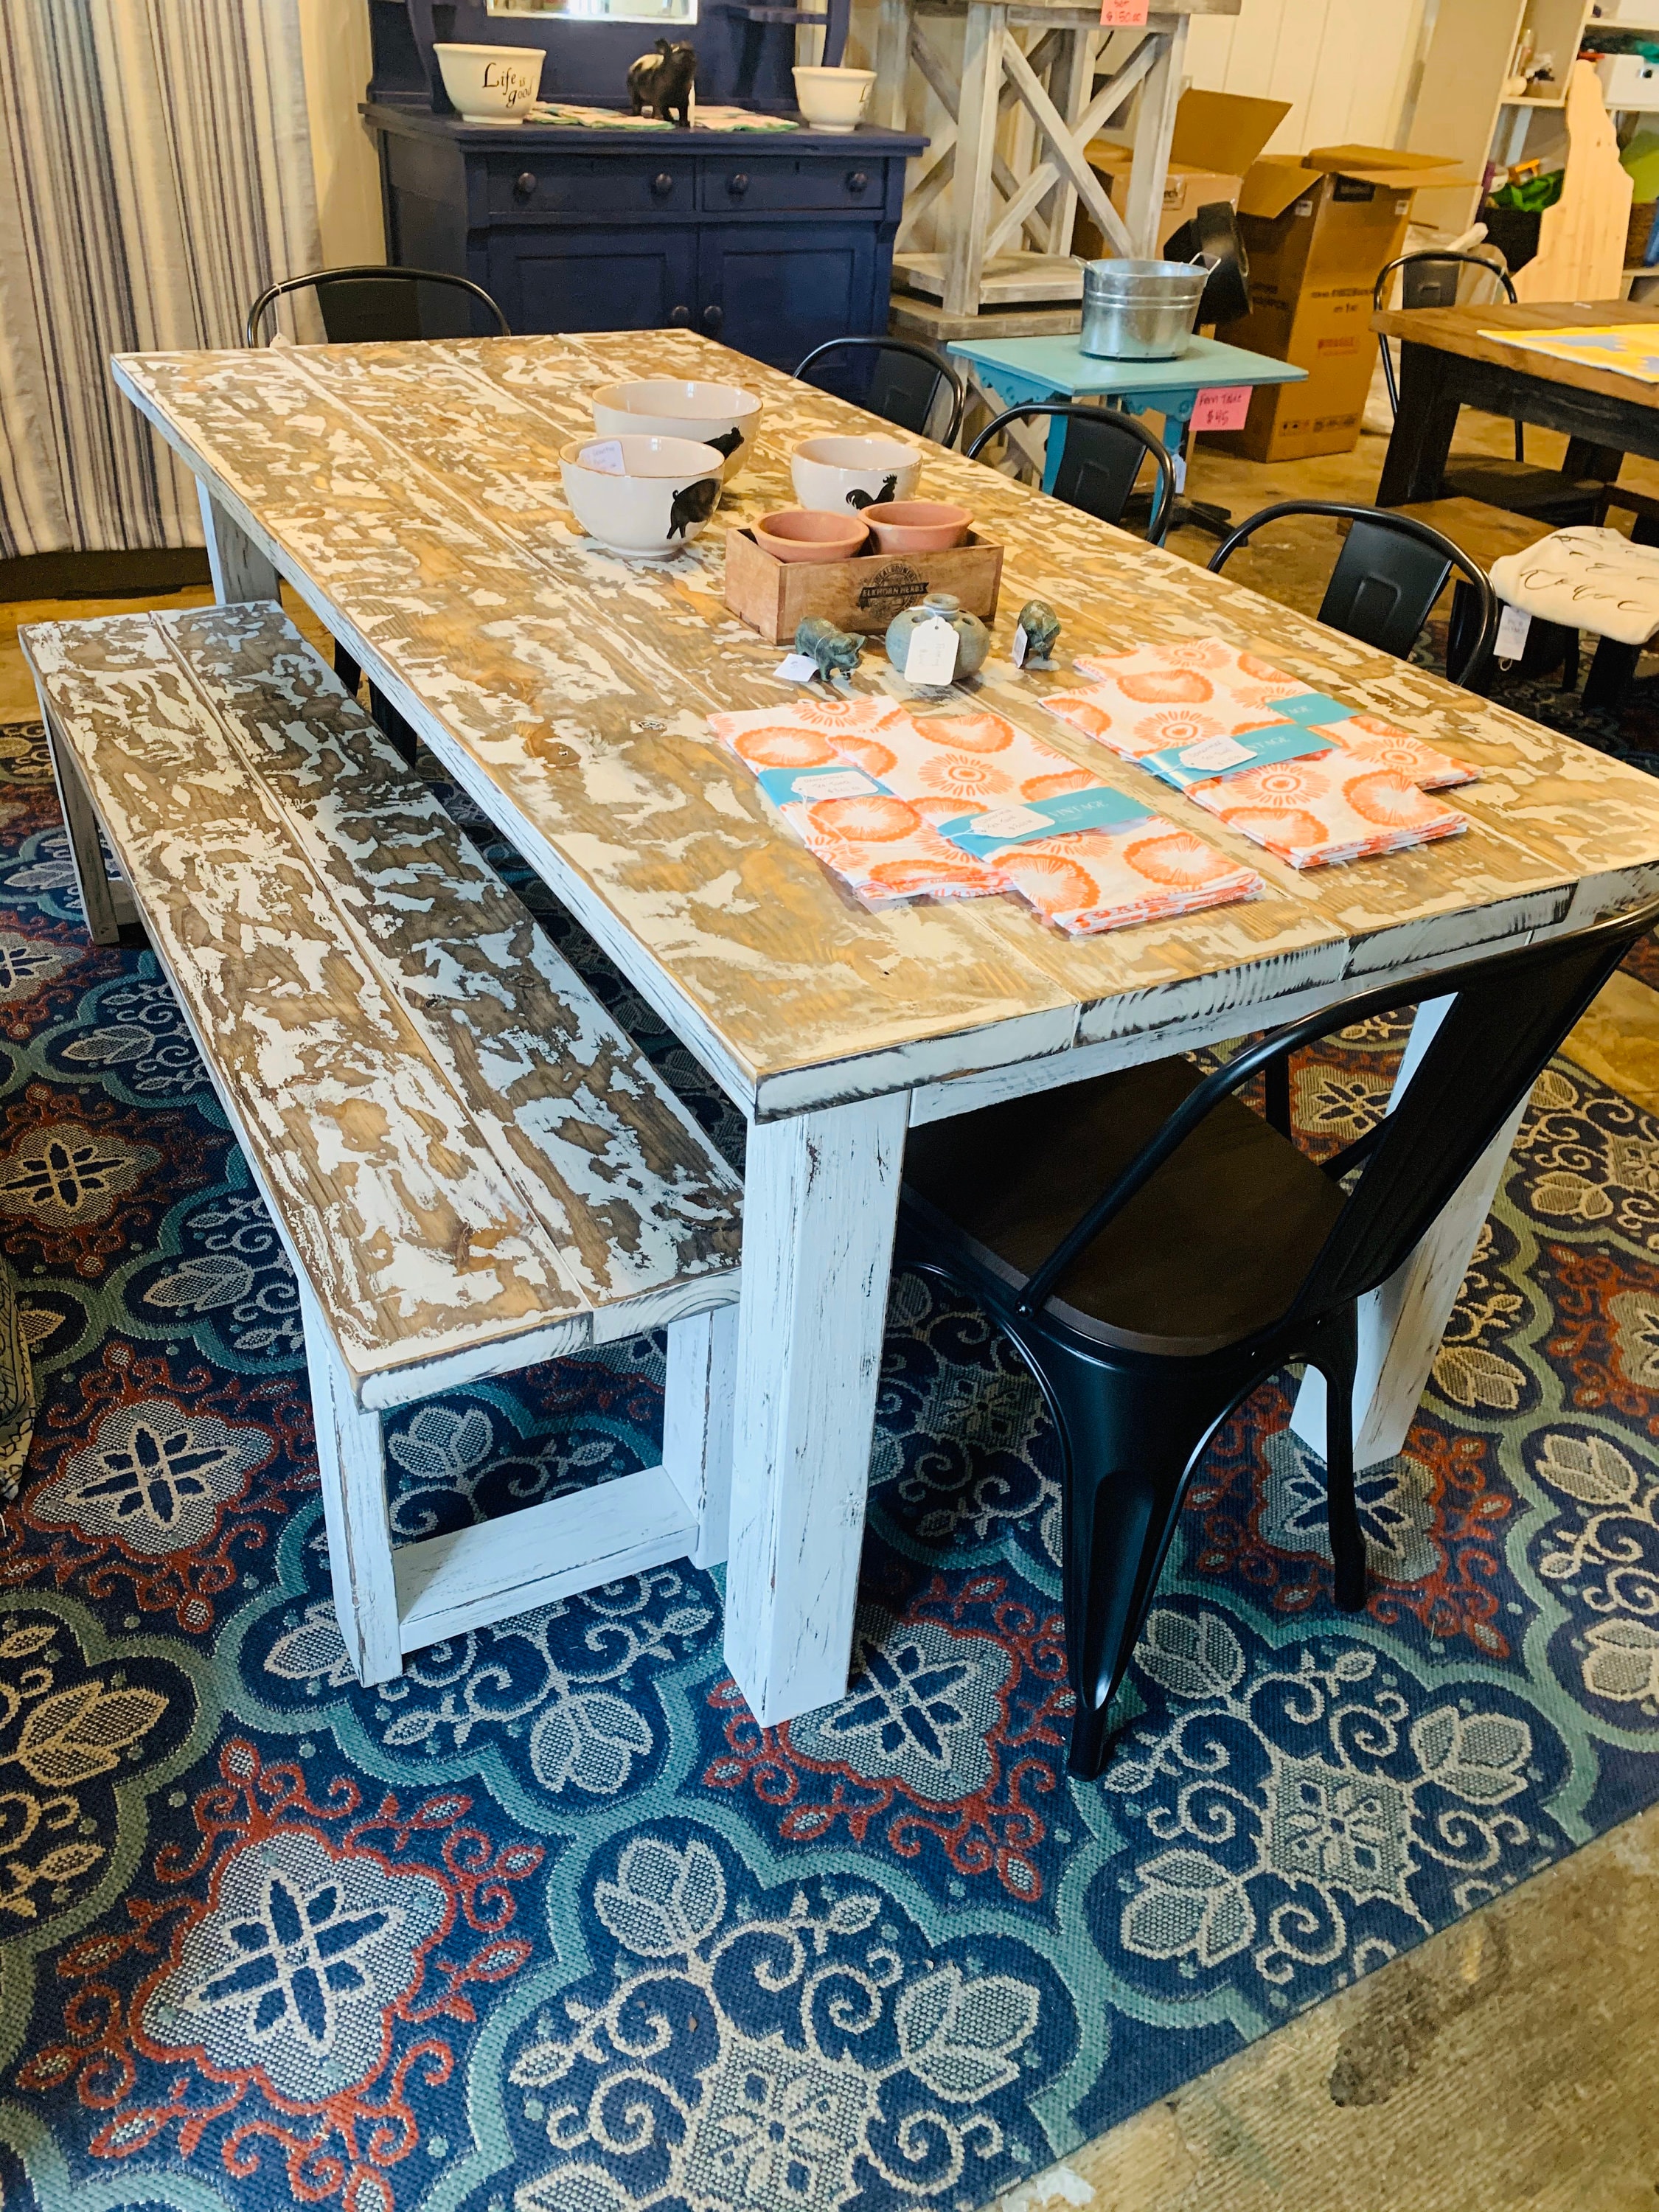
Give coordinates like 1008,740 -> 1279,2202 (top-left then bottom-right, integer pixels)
1189,384 -> 1251,434
1099,0 -> 1149,22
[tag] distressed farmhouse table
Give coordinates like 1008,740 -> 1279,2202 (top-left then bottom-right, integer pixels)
114,330 -> 1659,1733
1372,298 -> 1659,507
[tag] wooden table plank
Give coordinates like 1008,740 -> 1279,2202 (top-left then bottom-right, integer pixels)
1370,298 -> 1659,408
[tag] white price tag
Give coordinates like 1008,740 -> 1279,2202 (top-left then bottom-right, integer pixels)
1179,733 -> 1256,772
774,653 -> 819,683
791,769 -> 877,799
1011,623 -> 1029,669
904,616 -> 959,687
972,804 -> 1053,838
580,439 -> 626,475
1495,602 -> 1532,659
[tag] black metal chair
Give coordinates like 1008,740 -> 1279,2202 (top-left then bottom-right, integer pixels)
900,892 -> 1659,1779
243,266 -> 509,751
1373,251 -> 1603,526
965,403 -> 1177,546
1208,500 -> 1498,691
793,336 -> 967,448
244,265 -> 511,349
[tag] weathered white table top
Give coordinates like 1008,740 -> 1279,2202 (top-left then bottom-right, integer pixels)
113,331 -> 1659,1126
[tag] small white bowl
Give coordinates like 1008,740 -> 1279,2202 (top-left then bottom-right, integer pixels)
590,379 -> 764,483
434,44 -> 545,124
559,434 -> 725,558
791,434 -> 922,515
793,65 -> 875,133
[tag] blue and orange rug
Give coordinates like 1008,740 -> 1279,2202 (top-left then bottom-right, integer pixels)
0,717 -> 1656,2212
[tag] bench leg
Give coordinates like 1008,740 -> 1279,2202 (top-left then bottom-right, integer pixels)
38,692 -> 123,947
297,1280 -> 402,1686
663,1302 -> 738,1570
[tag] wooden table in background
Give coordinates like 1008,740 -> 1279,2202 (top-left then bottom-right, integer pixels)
114,330 -> 1659,1731
1374,298 -> 1659,507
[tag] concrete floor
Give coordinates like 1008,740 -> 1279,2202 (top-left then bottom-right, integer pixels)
5,411 -> 1659,2212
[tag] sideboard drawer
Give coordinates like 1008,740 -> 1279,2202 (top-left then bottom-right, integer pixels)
489,157 -> 693,216
698,157 -> 883,214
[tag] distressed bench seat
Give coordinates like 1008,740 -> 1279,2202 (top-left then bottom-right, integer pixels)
21,600 -> 742,1686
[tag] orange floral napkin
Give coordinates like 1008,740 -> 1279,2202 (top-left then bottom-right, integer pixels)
708,698 -> 1262,932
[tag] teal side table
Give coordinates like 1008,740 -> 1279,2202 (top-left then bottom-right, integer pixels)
946,333 -> 1308,495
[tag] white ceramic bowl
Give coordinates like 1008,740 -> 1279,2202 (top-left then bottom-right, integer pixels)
590,379 -> 764,483
793,65 -> 875,132
434,44 -> 545,124
790,434 -> 922,515
560,434 -> 725,557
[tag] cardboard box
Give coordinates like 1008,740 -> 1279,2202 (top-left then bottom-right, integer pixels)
724,528 -> 1003,645
1077,89 -> 1290,260
1206,144 -> 1472,462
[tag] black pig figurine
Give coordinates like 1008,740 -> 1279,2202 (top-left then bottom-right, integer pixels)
628,40 -> 697,128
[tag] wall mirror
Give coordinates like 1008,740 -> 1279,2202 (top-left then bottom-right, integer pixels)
486,0 -> 698,21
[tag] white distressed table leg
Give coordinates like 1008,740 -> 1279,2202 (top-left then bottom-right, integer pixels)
663,1301 -> 738,1570
724,1094 -> 908,1727
197,479 -> 281,605
1291,997 -> 1528,1469
298,1279 -> 402,1686
1121,21 -> 1186,259
38,692 -> 123,946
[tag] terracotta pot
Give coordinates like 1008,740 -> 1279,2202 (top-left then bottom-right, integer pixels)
753,509 -> 870,563
861,500 -> 972,553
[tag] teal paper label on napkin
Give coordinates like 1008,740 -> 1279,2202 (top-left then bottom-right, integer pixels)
1266,692 -> 1354,728
936,785 -> 1151,857
757,763 -> 888,807
1142,724 -> 1338,790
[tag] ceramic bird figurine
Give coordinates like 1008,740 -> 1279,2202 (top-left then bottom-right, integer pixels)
1016,599 -> 1061,665
795,615 -> 866,681
628,40 -> 697,128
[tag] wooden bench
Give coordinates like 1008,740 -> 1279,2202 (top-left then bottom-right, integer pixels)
21,600 -> 743,1686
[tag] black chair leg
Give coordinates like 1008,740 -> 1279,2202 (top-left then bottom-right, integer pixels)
367,683 -> 420,768
1582,636 -> 1641,714
1306,1307 -> 1366,1613
1264,1049 -> 1293,1137
333,638 -> 361,698
1035,1340 -> 1243,1781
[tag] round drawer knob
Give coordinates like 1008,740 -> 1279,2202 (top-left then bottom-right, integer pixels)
846,169 -> 870,194
513,170 -> 538,199
703,302 -> 725,335
728,172 -> 750,197
669,304 -> 692,328
652,172 -> 675,198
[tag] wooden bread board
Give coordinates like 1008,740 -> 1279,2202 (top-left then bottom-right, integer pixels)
723,527 -> 1004,644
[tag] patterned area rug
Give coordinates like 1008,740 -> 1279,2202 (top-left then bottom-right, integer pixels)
1,718 -> 1657,2212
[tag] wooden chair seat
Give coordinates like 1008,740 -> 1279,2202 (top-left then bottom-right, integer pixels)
22,600 -> 742,1685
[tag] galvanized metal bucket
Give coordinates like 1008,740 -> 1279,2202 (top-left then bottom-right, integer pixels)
1079,258 -> 1208,361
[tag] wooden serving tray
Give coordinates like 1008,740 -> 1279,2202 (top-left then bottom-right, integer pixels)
723,526 -> 1004,644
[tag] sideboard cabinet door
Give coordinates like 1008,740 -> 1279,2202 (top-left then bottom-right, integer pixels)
698,222 -> 877,370
488,228 -> 699,336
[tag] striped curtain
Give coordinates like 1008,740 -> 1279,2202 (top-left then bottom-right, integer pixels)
0,1 -> 321,558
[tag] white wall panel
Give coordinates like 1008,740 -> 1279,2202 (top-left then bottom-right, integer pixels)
1186,0 -> 1426,154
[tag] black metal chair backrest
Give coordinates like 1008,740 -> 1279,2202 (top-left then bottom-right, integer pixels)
1373,250 -> 1522,461
245,265 -> 511,348
1014,895 -> 1659,1336
1208,499 -> 1497,689
792,336 -> 967,448
965,403 -> 1177,545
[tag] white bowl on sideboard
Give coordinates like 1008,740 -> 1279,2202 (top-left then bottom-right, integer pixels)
792,66 -> 876,133
590,380 -> 764,482
434,44 -> 546,125
559,434 -> 725,557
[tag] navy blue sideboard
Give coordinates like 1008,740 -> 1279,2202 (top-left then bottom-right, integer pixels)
367,106 -> 925,370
